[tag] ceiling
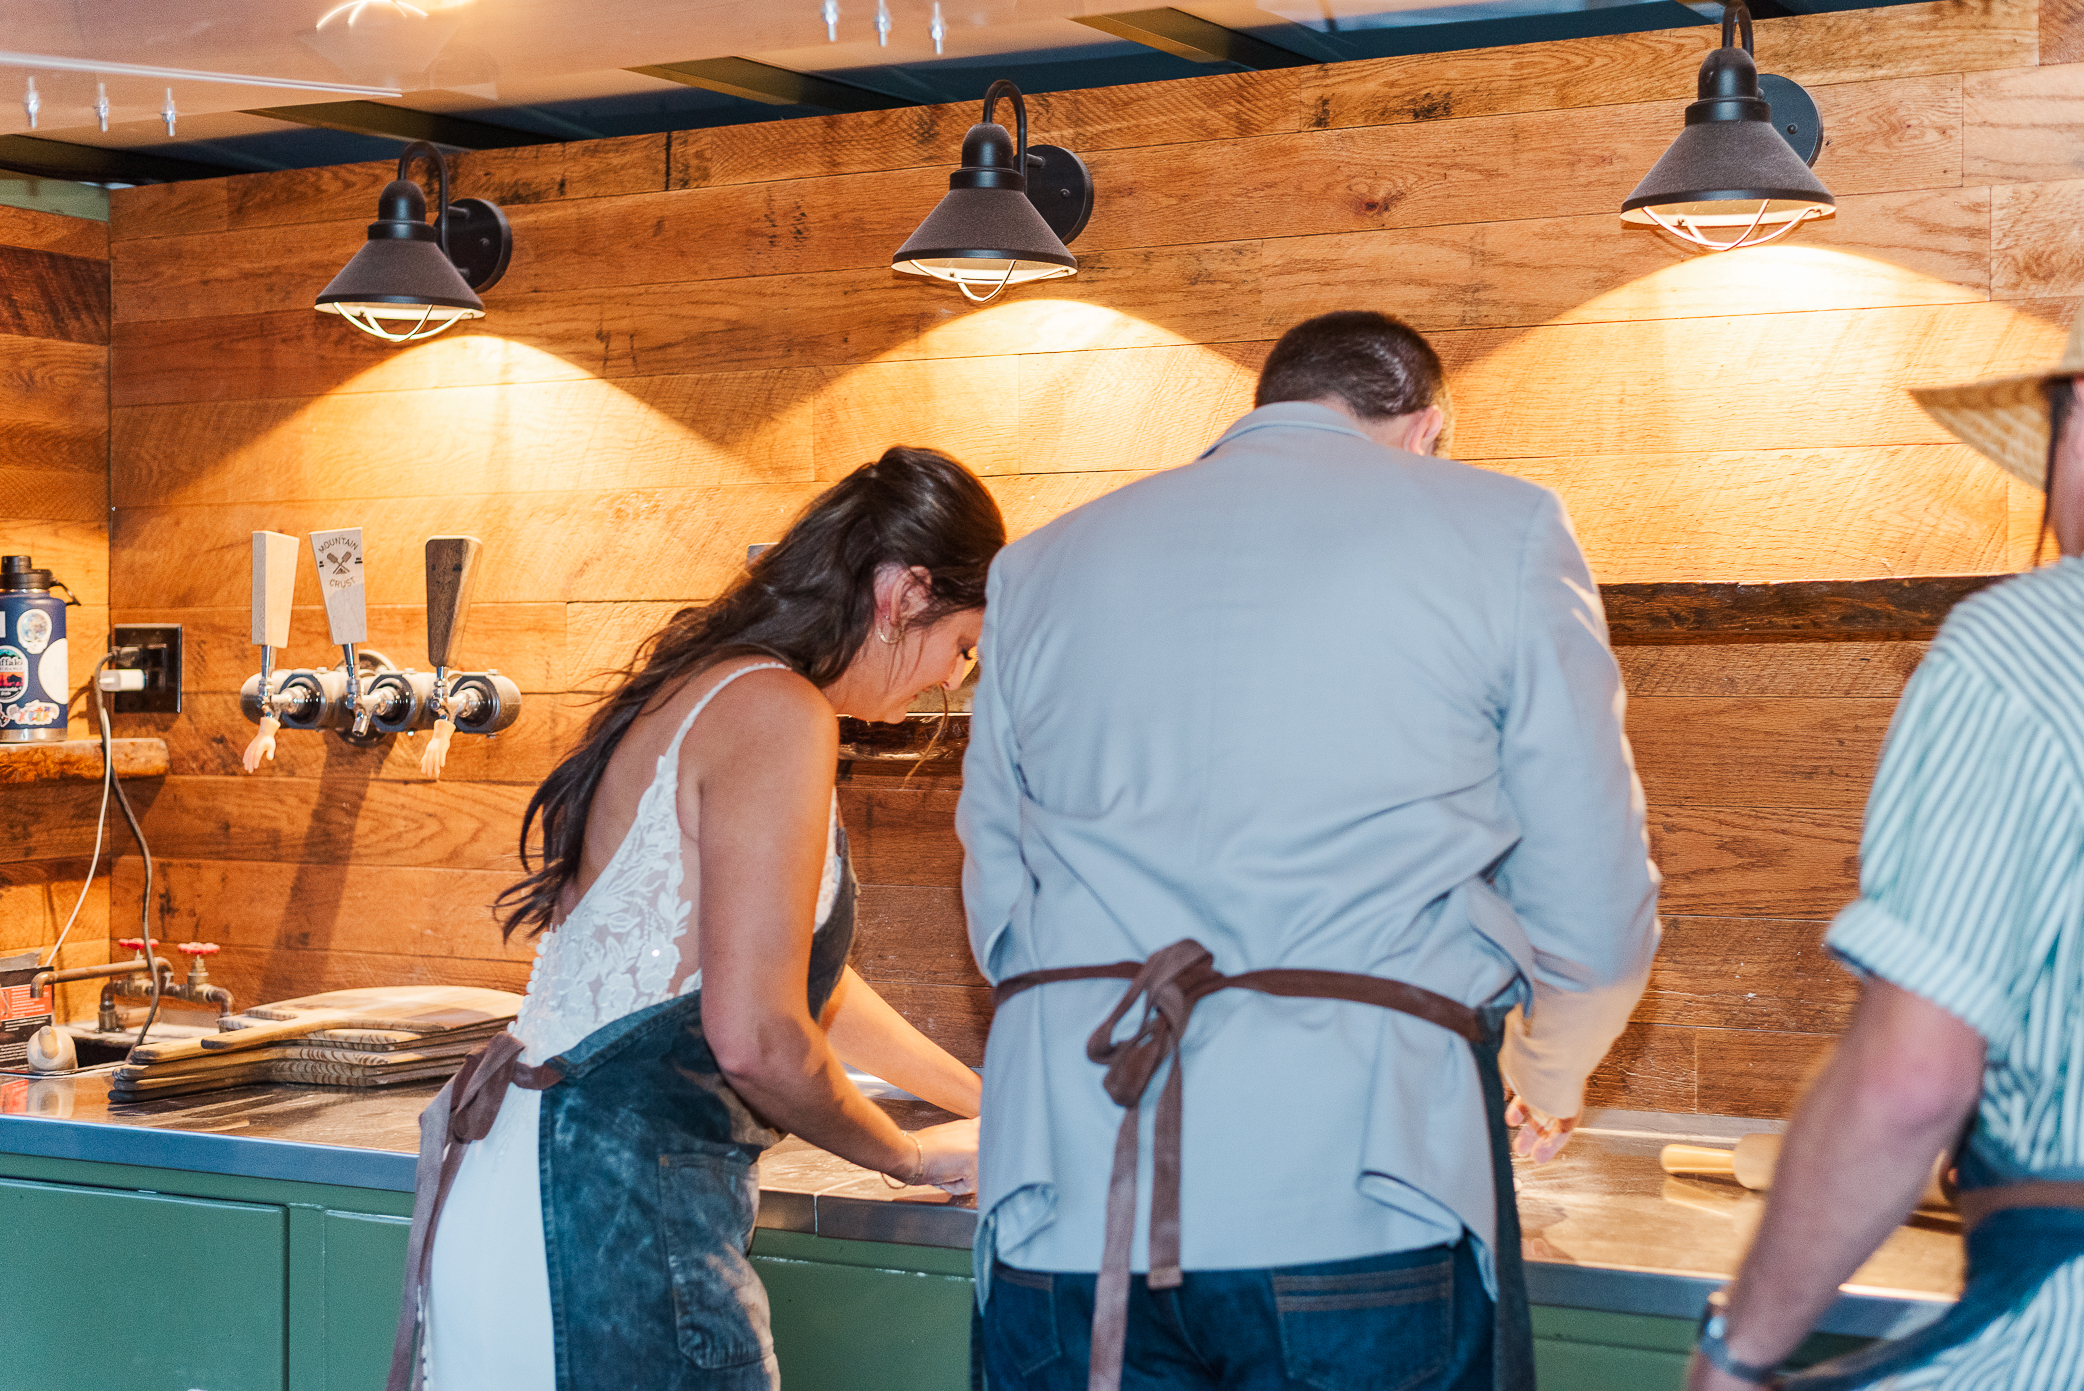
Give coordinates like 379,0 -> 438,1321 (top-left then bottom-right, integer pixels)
0,0 -> 1918,183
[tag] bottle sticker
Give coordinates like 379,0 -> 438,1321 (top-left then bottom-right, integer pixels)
2,701 -> 59,726
16,610 -> 50,655
38,639 -> 67,709
0,648 -> 25,702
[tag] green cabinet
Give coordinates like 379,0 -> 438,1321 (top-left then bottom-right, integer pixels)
5,1151 -> 1849,1391
753,1229 -> 976,1391
0,1176 -> 288,1391
0,1155 -> 411,1391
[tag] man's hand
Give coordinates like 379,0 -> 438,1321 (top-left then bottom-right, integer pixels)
1504,1093 -> 1579,1164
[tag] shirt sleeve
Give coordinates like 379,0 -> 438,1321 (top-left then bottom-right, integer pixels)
958,560 -> 1027,984
1825,647 -> 2079,1058
1493,491 -> 1662,1118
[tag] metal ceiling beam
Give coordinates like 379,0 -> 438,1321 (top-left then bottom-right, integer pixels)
245,101 -> 562,149
627,57 -> 917,113
1070,8 -> 1322,68
0,135 -> 240,183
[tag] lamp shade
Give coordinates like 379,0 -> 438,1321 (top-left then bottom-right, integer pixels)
893,119 -> 1077,293
1621,44 -> 1833,247
314,146 -> 513,344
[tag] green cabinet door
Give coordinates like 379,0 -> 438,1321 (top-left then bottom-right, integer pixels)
0,1176 -> 287,1391
317,1210 -> 412,1391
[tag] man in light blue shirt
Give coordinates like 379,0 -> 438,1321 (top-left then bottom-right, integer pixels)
960,312 -> 1660,1390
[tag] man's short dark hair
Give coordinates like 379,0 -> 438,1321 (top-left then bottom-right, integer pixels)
1254,311 -> 1443,422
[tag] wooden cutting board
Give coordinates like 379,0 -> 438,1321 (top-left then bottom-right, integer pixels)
130,987 -> 520,1064
111,1058 -> 463,1101
114,1035 -> 492,1084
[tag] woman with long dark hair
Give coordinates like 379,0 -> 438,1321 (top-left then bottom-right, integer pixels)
392,447 -> 1006,1391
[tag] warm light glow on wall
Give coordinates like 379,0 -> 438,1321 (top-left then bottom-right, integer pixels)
1445,249 -> 2062,583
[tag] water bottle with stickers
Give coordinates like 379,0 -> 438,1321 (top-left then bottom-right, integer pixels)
0,556 -> 68,742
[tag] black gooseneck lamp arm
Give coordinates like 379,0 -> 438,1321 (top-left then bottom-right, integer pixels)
1722,1 -> 1753,54
980,79 -> 1030,182
396,139 -> 452,255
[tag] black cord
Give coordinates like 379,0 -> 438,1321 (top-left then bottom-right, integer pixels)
91,654 -> 160,1055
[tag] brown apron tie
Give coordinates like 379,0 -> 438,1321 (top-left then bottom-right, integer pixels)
994,938 -> 1519,1391
385,1031 -> 564,1391
1956,1180 -> 2084,1231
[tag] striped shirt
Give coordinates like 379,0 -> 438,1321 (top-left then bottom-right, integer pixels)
1826,556 -> 2084,1390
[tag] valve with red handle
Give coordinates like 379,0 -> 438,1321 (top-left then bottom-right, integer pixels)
117,937 -> 147,957
178,941 -> 221,988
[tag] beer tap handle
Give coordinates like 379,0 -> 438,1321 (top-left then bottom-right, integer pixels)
420,536 -> 482,780
308,528 -> 370,735
242,532 -> 299,773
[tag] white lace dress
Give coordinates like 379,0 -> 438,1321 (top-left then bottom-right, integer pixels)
425,664 -> 843,1390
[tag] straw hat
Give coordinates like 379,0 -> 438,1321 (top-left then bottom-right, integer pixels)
1910,312 -> 2084,491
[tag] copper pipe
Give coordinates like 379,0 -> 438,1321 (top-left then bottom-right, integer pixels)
29,957 -> 171,999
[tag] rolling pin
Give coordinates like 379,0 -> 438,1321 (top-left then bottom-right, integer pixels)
1662,1134 -> 1951,1209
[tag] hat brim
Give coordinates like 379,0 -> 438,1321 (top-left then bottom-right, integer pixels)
1911,373 -> 2057,491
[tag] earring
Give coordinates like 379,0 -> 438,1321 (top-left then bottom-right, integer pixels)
876,621 -> 899,644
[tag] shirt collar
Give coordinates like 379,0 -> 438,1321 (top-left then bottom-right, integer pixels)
1197,401 -> 1375,460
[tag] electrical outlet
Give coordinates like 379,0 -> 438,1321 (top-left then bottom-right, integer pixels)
109,624 -> 182,714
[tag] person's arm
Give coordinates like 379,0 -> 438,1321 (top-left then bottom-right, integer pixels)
1686,979 -> 1982,1390
695,671 -> 974,1188
1493,491 -> 1661,1148
822,965 -> 982,1117
1692,639 -> 2065,1385
958,563 -> 1026,983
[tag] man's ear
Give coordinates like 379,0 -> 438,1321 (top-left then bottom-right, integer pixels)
1405,405 -> 1446,457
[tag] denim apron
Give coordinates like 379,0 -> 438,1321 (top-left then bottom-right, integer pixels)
388,833 -> 857,1391
1780,1129 -> 2084,1390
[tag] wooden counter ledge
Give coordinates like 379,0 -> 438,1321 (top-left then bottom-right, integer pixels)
0,738 -> 171,785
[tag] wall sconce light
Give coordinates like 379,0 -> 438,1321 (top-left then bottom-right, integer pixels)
315,139 -> 512,342
1619,2 -> 1833,252
892,79 -> 1094,303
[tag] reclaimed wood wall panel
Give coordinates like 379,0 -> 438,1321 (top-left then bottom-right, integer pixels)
0,205 -> 111,1020
103,851 -> 535,1036
0,858 -> 111,1021
1302,0 -> 2031,130
99,0 -> 2070,1108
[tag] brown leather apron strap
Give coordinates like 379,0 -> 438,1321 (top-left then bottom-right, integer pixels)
385,1032 -> 563,1391
1956,1180 -> 2084,1232
993,938 -> 1505,1391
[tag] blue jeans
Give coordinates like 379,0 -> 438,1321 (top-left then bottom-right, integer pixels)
981,1237 -> 1495,1391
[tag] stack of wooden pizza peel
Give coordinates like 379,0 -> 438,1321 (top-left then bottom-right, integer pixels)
109,986 -> 522,1101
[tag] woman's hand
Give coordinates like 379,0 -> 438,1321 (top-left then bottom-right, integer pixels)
908,1118 -> 979,1195
1505,1092 -> 1579,1164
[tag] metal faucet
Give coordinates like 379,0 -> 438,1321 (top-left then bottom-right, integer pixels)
28,938 -> 232,1032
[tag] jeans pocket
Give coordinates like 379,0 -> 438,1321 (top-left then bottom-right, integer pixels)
659,1144 -> 774,1371
986,1263 -> 1067,1380
1274,1253 -> 1455,1391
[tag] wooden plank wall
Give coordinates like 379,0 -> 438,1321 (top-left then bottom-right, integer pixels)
0,203 -> 113,1014
100,0 -> 2073,1112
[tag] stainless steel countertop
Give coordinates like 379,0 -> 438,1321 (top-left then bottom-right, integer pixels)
0,1075 -> 1957,1337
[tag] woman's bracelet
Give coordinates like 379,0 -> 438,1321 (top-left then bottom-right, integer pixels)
881,1133 -> 925,1189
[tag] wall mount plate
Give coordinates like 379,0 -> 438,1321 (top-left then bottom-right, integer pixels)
110,624 -> 182,714
1025,144 -> 1094,245
1758,74 -> 1824,166
444,197 -> 513,292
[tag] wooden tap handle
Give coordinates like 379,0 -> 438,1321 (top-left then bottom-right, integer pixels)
425,536 -> 483,670
252,531 -> 299,649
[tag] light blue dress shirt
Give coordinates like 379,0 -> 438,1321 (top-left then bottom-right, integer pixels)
959,403 -> 1660,1283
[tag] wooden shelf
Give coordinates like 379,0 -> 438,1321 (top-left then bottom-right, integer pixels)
0,738 -> 170,785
